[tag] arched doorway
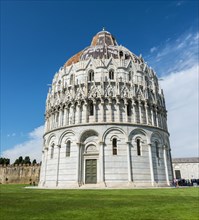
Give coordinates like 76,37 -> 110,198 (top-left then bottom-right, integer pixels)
84,144 -> 99,184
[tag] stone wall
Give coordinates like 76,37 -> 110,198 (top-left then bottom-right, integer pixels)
0,164 -> 40,184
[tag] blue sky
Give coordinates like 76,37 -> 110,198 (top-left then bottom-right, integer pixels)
1,1 -> 198,162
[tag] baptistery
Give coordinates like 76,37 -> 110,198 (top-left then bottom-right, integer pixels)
39,29 -> 173,188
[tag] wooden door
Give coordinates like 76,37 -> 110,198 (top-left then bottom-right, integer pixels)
85,159 -> 97,184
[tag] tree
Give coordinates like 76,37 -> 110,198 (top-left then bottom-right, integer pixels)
4,158 -> 10,165
14,156 -> 23,165
14,159 -> 19,165
18,156 -> 23,164
0,158 -> 10,165
32,159 -> 37,165
24,156 -> 31,165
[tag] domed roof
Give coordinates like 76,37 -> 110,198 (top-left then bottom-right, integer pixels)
64,29 -> 142,67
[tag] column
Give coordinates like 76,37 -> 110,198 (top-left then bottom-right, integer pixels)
51,113 -> 54,129
49,116 -> 51,130
84,101 -> 88,123
61,108 -> 64,126
55,112 -> 58,128
155,106 -> 159,127
124,99 -> 128,123
101,100 -> 104,122
145,102 -> 149,125
99,141 -> 105,183
130,102 -> 134,123
47,117 -> 49,131
55,111 -> 58,128
76,142 -> 82,186
71,104 -> 75,124
48,114 -> 51,130
44,116 -> 48,132
63,106 -> 67,126
165,113 -> 168,131
78,102 -> 81,124
39,150 -> 45,185
52,113 -> 55,129
150,105 -> 154,126
43,148 -> 48,186
169,149 -> 174,181
138,101 -> 142,123
47,117 -> 50,131
126,141 -> 132,182
109,99 -> 113,122
93,100 -> 97,122
58,108 -> 62,127
116,100 -> 120,122
132,101 -> 136,123
56,144 -> 61,186
159,111 -> 163,129
163,146 -> 170,185
148,143 -> 155,186
79,143 -> 83,185
162,114 -> 166,130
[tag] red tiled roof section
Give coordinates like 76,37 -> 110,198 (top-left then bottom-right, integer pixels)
64,50 -> 84,67
91,35 -> 98,46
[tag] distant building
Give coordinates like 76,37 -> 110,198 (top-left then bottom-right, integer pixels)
172,157 -> 199,180
39,29 -> 173,188
0,164 -> 40,184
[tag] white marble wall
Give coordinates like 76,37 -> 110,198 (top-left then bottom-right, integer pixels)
173,162 -> 199,179
39,124 -> 173,188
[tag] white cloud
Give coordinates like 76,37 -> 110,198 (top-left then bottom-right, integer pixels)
145,30 -> 198,76
7,132 -> 16,137
1,125 -> 44,163
150,47 -> 157,53
145,28 -> 199,157
176,1 -> 184,7
146,28 -> 199,158
160,65 -> 198,158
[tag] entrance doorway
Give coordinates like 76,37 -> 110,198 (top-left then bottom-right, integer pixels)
85,159 -> 97,184
175,170 -> 181,179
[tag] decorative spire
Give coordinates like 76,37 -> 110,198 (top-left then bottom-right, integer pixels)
102,27 -> 105,31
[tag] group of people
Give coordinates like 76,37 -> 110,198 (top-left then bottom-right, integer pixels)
173,178 -> 199,187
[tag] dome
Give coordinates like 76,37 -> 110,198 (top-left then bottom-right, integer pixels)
39,29 -> 173,189
64,29 -> 142,67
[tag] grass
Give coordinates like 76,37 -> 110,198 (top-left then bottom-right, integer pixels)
0,185 -> 199,220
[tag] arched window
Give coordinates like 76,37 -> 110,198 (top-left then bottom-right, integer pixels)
145,76 -> 149,86
127,102 -> 132,116
50,144 -> 54,159
137,139 -> 141,156
58,80 -> 61,91
129,71 -> 132,81
119,51 -> 123,58
109,69 -> 114,80
70,74 -> 74,85
112,138 -> 117,155
88,70 -> 94,81
155,141 -> 159,158
89,101 -> 94,116
66,140 -> 71,157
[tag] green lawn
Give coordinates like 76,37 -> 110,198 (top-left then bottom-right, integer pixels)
0,185 -> 198,220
